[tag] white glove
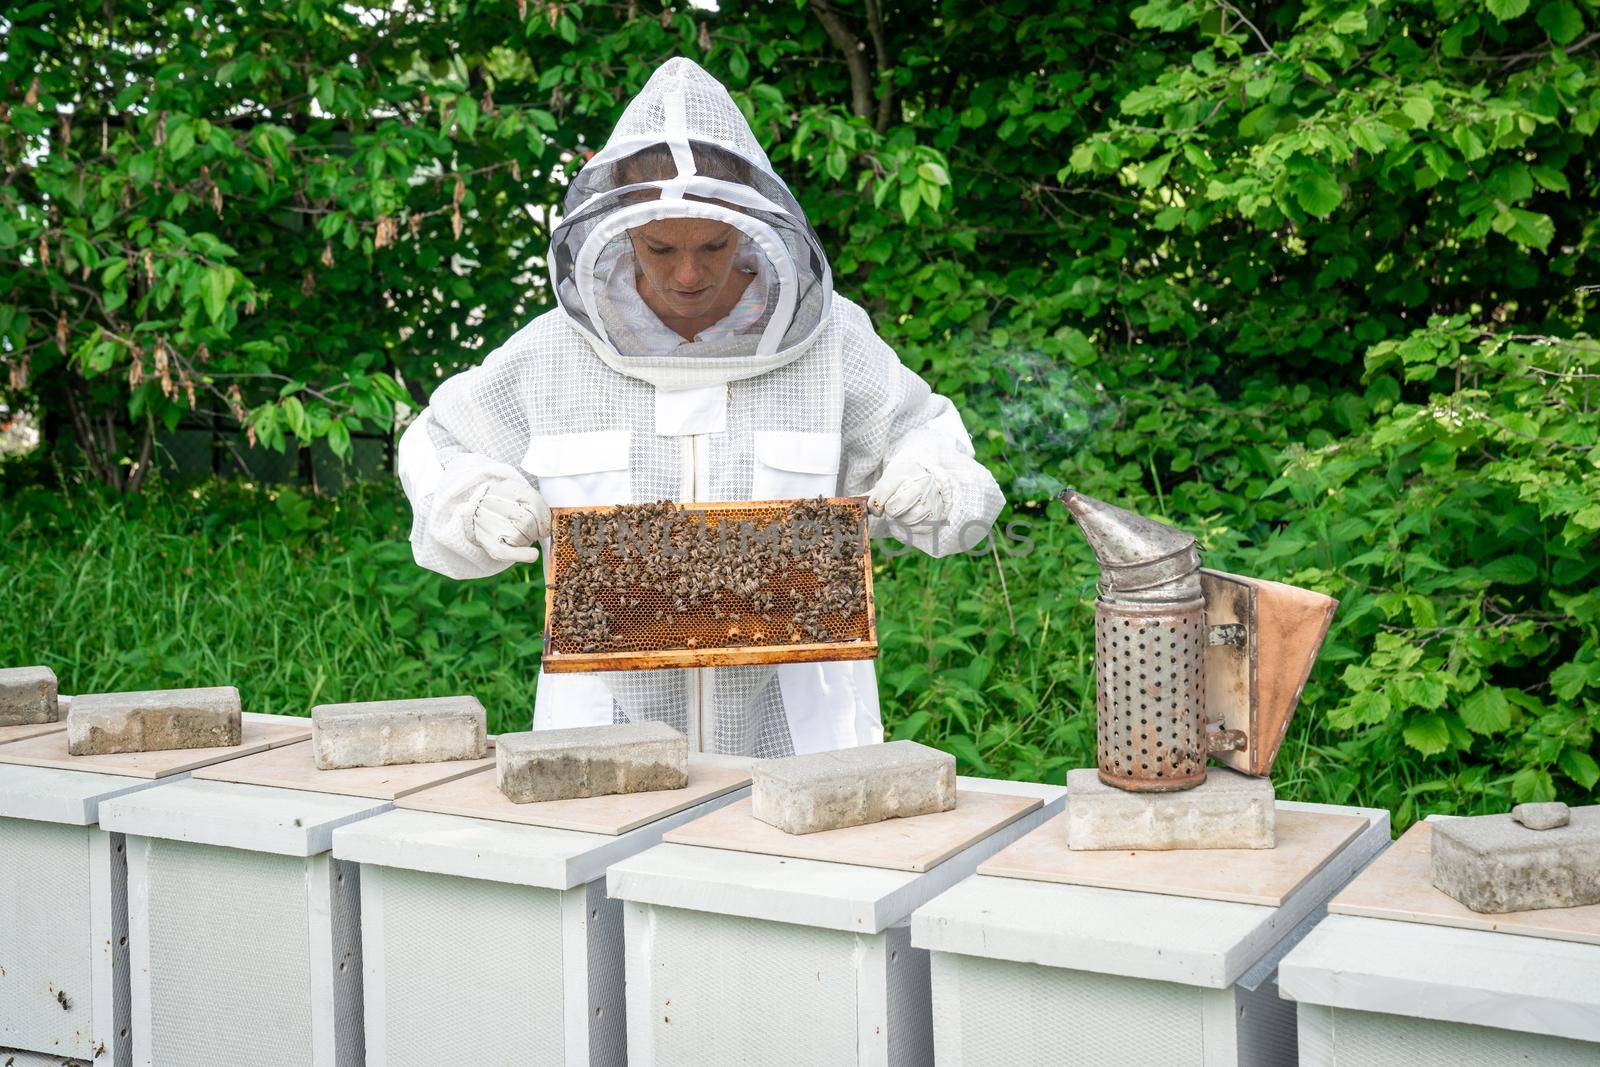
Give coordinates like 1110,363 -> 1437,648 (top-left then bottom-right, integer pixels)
466,475 -> 551,564
867,453 -> 951,527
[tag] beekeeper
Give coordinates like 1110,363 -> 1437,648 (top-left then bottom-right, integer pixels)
398,57 -> 1003,757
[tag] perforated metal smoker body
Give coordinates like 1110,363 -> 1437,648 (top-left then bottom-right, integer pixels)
912,801 -> 1392,1067
0,765 -> 159,1067
607,777 -> 1064,1065
98,778 -> 391,1067
329,782 -> 750,1066
1095,597 -> 1208,792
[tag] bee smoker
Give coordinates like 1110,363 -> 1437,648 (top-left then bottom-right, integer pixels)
1059,490 -> 1339,793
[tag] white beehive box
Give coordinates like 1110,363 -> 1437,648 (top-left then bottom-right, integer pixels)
911,799 -> 1389,1066
97,778 -> 394,1067
0,711 -> 308,1067
607,776 -> 1064,1065
0,763 -> 158,1066
330,754 -> 753,1067
1280,817 -> 1600,1066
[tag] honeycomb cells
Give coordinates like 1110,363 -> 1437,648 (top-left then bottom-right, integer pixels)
549,498 -> 872,656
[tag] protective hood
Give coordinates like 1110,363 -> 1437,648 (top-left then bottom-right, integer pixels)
549,58 -> 834,390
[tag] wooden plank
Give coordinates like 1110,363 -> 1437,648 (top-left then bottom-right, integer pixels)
976,809 -> 1366,907
1329,821 -> 1600,947
395,754 -> 752,836
191,739 -> 495,801
542,639 -> 878,672
662,790 -> 1042,874
0,720 -> 67,745
0,715 -> 311,779
542,496 -> 877,673
242,711 -> 313,747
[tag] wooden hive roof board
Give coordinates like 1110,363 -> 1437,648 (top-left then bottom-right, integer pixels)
1329,819 -> 1600,947
662,789 -> 1043,874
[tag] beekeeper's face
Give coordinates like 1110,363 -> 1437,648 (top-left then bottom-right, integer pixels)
628,217 -> 741,319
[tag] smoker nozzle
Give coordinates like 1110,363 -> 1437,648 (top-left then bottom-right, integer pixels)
1058,489 -> 1203,604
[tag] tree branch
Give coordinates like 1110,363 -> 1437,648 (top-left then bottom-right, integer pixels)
863,0 -> 894,133
1214,0 -> 1280,60
806,0 -> 875,125
125,413 -> 155,493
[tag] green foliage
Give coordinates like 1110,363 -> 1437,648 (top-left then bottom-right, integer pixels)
3,1 -> 1599,825
976,318 -> 1600,824
925,0 -> 1600,824
0,0 -> 958,483
1290,324 -> 1600,818
0,481 -> 546,733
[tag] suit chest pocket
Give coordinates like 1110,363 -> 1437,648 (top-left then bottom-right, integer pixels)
521,430 -> 632,507
751,431 -> 841,500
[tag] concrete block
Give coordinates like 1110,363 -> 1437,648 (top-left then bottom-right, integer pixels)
311,695 -> 488,770
1431,806 -> 1600,913
1514,802 -> 1570,830
497,722 -> 687,804
0,664 -> 58,726
750,739 -> 956,835
1065,766 -> 1275,851
67,686 -> 241,755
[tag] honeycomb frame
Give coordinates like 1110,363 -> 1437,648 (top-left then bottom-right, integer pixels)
541,496 -> 879,673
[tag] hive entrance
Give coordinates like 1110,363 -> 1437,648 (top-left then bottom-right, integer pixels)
542,497 -> 878,673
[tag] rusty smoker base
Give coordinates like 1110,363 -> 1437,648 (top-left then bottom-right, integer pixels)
1096,767 -> 1207,792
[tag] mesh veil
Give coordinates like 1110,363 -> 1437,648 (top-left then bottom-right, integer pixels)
549,58 -> 833,389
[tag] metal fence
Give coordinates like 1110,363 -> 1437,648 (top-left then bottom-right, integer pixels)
150,415 -> 398,492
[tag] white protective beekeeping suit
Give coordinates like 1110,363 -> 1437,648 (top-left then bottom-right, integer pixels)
399,58 -> 1004,757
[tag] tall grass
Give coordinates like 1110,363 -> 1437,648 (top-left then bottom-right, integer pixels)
0,477 -> 1483,829
2,481 -> 543,735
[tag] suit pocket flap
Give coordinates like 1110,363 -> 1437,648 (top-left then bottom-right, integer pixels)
753,431 -> 841,475
521,431 -> 631,477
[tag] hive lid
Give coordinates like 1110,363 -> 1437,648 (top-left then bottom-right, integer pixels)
0,711 -> 310,779
333,776 -> 749,891
1329,820 -> 1600,947
0,719 -> 68,746
662,789 -> 1041,873
98,777 -> 390,855
978,808 -> 1366,906
0,763 -> 163,825
191,738 -> 495,800
395,752 -> 751,835
609,777 -> 1064,932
